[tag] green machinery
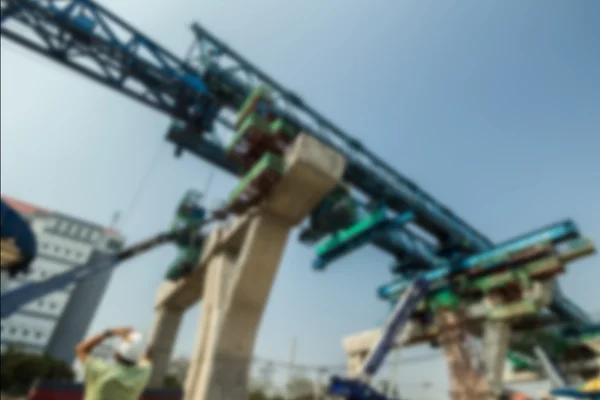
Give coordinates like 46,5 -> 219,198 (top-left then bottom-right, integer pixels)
225,86 -> 293,212
225,86 -> 358,227
164,190 -> 208,281
165,87 -> 360,279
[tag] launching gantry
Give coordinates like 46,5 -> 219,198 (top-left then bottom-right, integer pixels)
2,3 -> 597,397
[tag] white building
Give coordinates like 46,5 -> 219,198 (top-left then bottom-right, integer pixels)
0,196 -> 124,363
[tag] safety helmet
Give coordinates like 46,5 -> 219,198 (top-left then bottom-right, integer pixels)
116,331 -> 145,363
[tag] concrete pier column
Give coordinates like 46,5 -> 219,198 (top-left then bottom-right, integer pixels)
188,213 -> 291,400
185,134 -> 346,400
482,319 -> 511,400
147,285 -> 185,387
185,252 -> 236,396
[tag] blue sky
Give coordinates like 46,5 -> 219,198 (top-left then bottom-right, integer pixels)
1,0 -> 599,397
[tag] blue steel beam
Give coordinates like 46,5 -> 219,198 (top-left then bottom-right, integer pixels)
373,228 -> 445,269
374,220 -> 593,329
378,220 -> 579,299
558,323 -> 600,337
550,387 -> 600,399
313,207 -> 447,271
313,210 -> 416,270
0,0 -> 218,131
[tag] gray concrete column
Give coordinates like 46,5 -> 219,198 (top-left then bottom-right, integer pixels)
482,319 -> 511,399
147,287 -> 185,387
188,213 -> 291,400
185,252 -> 235,397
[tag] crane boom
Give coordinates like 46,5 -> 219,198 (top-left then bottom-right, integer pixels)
359,278 -> 429,377
328,279 -> 429,400
0,212 -> 223,318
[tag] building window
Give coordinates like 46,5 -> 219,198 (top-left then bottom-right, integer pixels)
54,245 -> 61,253
65,249 -> 71,256
70,224 -> 80,237
40,271 -> 47,279
90,231 -> 100,242
58,220 -> 69,233
9,327 -> 16,334
80,227 -> 90,240
22,329 -> 30,337
35,332 -> 42,339
75,251 -> 83,260
41,243 -> 49,250
49,302 -> 56,310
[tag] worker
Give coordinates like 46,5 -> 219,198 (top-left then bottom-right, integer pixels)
75,327 -> 153,400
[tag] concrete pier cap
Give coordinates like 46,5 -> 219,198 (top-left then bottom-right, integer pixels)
262,133 -> 347,225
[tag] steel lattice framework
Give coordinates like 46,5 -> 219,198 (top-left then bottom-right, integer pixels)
0,0 -> 591,325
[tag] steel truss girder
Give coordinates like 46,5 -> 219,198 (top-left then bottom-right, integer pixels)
0,0 -> 217,131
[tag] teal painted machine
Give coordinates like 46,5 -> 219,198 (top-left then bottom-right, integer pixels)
165,190 -> 207,281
